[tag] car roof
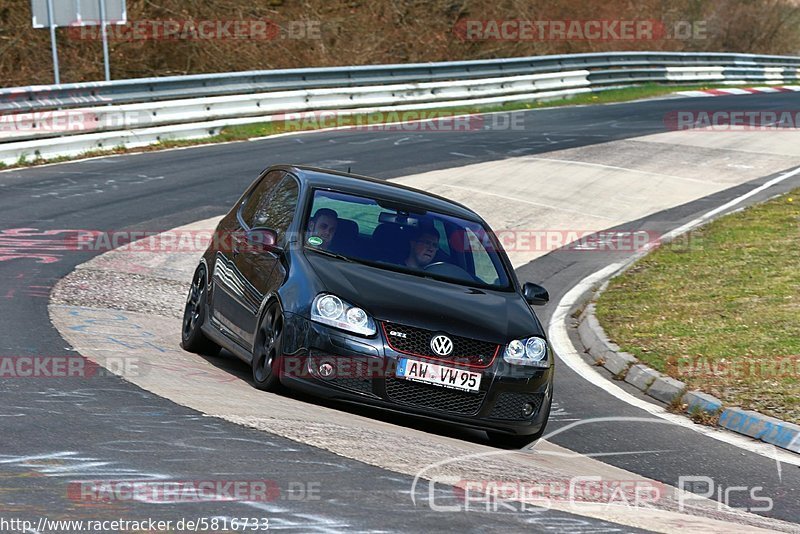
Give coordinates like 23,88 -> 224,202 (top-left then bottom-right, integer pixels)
275,165 -> 482,221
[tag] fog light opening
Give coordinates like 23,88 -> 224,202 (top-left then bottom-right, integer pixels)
319,362 -> 334,378
522,402 -> 535,417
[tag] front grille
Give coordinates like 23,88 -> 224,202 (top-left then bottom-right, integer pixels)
489,392 -> 544,420
382,322 -> 499,367
385,377 -> 486,415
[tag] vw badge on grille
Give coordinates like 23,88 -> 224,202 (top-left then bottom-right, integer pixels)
430,334 -> 453,356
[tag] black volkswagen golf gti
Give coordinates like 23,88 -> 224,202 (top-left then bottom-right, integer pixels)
181,165 -> 553,447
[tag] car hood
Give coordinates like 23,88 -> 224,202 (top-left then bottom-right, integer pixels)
305,254 -> 543,343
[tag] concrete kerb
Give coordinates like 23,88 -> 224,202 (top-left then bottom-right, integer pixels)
573,278 -> 800,456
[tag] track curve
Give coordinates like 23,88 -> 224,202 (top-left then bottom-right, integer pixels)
2,93 -> 800,531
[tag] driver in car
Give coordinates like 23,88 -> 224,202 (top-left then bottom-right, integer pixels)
307,208 -> 338,250
405,224 -> 440,269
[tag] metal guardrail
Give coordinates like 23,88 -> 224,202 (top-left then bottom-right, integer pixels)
3,51 -> 800,113
1,71 -> 595,142
1,51 -> 799,165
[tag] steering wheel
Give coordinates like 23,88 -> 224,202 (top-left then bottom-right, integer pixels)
422,261 -> 475,281
422,261 -> 483,283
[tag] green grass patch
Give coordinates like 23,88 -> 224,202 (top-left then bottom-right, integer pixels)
1,83 -> 733,171
595,190 -> 800,423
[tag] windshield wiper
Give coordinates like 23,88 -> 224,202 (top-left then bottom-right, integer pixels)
306,247 -> 354,263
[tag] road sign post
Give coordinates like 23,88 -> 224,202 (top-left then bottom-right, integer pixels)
99,0 -> 110,81
31,0 -> 126,83
45,0 -> 60,84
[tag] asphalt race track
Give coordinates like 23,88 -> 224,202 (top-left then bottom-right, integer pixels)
1,93 -> 799,532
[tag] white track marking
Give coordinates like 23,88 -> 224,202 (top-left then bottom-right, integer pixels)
661,165 -> 800,242
548,166 -> 800,466
522,157 -> 728,185
428,182 -> 616,220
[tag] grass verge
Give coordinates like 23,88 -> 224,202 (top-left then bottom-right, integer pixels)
595,189 -> 800,423
2,83 -> 730,171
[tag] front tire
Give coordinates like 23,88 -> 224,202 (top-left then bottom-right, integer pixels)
181,265 -> 221,356
252,303 -> 284,391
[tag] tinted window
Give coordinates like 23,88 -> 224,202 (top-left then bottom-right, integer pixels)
304,189 -> 511,290
254,177 -> 299,239
240,170 -> 284,227
465,228 -> 500,286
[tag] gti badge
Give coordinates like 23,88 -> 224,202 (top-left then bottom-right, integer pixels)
430,334 -> 453,356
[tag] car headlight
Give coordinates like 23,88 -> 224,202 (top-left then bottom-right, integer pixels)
503,336 -> 549,367
311,293 -> 376,336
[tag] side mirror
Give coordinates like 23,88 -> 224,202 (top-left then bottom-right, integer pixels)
523,282 -> 549,305
245,227 -> 280,253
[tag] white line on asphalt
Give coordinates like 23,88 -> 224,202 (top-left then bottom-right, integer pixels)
410,416 -> 797,532
548,165 -> 800,466
662,165 -> 800,242
427,182 -> 616,220
522,157 -> 726,185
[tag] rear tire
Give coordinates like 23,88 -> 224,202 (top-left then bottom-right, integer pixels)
181,265 -> 221,357
251,303 -> 283,391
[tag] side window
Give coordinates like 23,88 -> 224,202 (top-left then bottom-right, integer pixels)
466,228 -> 500,285
252,176 -> 299,240
433,219 -> 450,255
241,170 -> 284,227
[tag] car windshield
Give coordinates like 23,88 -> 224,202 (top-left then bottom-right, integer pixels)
304,189 -> 512,290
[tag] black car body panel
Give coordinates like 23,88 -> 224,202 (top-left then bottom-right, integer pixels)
303,254 -> 545,343
194,165 -> 554,438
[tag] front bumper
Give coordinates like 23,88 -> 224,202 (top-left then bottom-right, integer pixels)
278,313 -> 553,436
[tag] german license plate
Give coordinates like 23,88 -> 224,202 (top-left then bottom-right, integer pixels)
396,358 -> 481,393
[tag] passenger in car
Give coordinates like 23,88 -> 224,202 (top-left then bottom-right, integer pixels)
405,224 -> 440,269
307,208 -> 338,249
